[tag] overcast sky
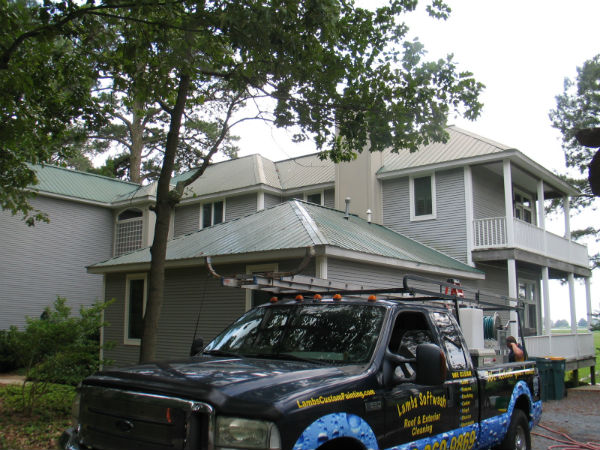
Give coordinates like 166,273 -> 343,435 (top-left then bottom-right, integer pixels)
234,1 -> 600,322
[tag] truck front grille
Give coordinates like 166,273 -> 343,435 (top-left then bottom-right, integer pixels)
78,386 -> 213,450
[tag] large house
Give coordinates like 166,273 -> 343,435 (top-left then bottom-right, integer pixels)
1,126 -> 595,374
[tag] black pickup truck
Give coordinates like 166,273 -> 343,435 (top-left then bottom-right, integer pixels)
61,277 -> 542,450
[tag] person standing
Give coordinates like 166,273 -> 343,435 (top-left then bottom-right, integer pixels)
506,336 -> 524,362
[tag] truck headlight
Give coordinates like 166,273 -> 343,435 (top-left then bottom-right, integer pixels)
216,417 -> 281,449
71,391 -> 81,428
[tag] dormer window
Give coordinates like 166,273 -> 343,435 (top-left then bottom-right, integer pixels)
115,208 -> 143,256
202,200 -> 224,228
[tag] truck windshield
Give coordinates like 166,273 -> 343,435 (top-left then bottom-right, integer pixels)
204,303 -> 386,364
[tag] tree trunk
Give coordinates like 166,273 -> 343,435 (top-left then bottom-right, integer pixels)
129,99 -> 145,184
139,73 -> 190,364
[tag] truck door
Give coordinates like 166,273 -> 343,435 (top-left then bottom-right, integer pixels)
431,312 -> 479,446
382,311 -> 456,449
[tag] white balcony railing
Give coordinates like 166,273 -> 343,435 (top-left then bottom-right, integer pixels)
524,333 -> 595,361
473,217 -> 589,267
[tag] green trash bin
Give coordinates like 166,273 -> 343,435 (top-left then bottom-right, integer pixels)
549,357 -> 566,400
531,357 -> 554,401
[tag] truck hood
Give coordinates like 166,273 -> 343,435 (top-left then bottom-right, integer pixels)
84,356 -> 364,419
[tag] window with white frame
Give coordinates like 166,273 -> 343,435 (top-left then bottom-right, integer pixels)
202,200 -> 224,228
115,209 -> 143,256
518,279 -> 537,330
410,174 -> 436,220
124,274 -> 147,345
514,190 -> 534,224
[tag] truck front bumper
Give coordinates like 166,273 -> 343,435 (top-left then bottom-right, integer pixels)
59,427 -> 82,450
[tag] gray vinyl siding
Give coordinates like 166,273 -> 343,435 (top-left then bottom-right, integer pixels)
472,166 -> 505,219
324,189 -> 335,209
382,168 -> 468,263
0,196 -> 113,329
225,194 -> 257,221
327,258 -> 406,288
264,193 -> 282,209
102,258 -> 316,367
173,204 -> 199,237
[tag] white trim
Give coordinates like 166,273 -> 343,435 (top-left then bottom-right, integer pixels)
124,273 -> 147,346
100,275 -> 106,369
316,255 -> 328,279
464,166 -> 474,266
585,277 -> 592,330
568,273 -> 577,333
563,196 -> 571,240
503,160 -> 514,246
257,191 -> 265,211
244,263 -> 279,311
542,267 -> 551,335
409,173 -> 436,221
200,198 -> 226,229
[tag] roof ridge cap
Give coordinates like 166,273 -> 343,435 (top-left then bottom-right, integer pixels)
290,200 -> 327,246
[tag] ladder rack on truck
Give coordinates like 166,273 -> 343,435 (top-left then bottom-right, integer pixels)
220,273 -> 528,357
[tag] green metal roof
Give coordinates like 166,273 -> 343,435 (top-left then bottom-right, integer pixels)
30,164 -> 140,204
90,200 -> 482,277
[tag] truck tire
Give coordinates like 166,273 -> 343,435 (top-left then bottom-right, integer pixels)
500,409 -> 530,450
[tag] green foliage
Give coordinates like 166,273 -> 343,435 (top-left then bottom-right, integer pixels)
549,54 -> 600,269
0,383 -> 74,450
553,319 -> 570,328
1,0 -> 104,225
2,297 -> 113,416
0,328 -> 20,373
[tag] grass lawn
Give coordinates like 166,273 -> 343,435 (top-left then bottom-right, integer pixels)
0,383 -> 75,450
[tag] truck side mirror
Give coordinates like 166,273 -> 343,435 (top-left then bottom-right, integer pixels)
190,337 -> 204,356
416,343 -> 447,385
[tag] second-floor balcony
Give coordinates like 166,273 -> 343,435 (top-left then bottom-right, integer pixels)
473,217 -> 589,268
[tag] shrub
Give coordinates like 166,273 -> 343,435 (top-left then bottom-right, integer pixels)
5,297 -> 113,416
0,328 -> 21,373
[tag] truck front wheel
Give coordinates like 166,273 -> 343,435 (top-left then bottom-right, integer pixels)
500,409 -> 531,450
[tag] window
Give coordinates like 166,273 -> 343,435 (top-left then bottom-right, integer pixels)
410,174 -> 436,221
202,200 -> 224,228
124,274 -> 147,345
514,191 -> 534,224
115,209 -> 143,256
518,280 -> 537,330
388,311 -> 435,379
432,312 -> 468,371
306,193 -> 322,205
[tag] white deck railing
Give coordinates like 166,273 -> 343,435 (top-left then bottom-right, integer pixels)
473,217 -> 589,267
524,333 -> 595,360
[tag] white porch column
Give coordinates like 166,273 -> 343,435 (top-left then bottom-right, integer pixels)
563,196 -> 571,239
537,180 -> 546,230
542,267 -> 551,335
568,273 -> 577,333
585,277 -> 593,330
507,258 -> 519,337
503,160 -> 514,246
464,166 -> 474,266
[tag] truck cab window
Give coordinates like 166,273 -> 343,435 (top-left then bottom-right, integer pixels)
388,312 -> 434,379
432,312 -> 469,371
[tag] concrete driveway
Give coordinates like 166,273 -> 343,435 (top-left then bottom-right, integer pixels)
532,385 -> 600,450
